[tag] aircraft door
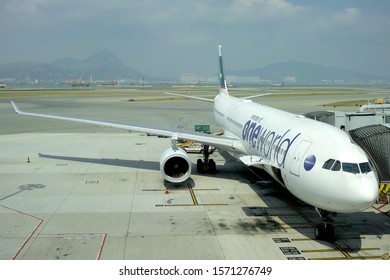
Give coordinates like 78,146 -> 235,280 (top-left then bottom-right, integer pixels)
290,140 -> 311,177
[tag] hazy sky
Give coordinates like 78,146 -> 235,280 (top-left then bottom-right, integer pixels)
1,0 -> 390,78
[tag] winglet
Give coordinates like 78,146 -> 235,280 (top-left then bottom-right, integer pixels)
218,45 -> 229,95
11,101 -> 22,114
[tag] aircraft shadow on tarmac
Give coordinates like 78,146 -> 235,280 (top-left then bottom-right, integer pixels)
38,150 -> 251,183
38,153 -> 160,171
0,184 -> 46,202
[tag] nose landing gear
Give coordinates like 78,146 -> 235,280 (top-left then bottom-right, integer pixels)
315,209 -> 336,241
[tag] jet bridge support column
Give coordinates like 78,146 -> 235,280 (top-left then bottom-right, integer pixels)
378,183 -> 390,204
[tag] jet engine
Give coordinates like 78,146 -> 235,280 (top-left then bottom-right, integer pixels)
160,147 -> 191,183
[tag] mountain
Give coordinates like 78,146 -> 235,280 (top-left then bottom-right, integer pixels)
51,49 -> 147,80
0,49 -> 150,81
229,61 -> 383,84
1,52 -> 386,84
0,61 -> 74,81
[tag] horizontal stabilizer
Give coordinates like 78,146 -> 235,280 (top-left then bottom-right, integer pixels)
241,93 -> 271,100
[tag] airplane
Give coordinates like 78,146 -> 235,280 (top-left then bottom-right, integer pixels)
11,46 -> 378,241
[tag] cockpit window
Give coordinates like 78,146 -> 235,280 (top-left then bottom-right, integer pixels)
322,160 -> 372,174
342,162 -> 360,174
331,160 -> 341,171
322,159 -> 335,170
359,162 -> 372,173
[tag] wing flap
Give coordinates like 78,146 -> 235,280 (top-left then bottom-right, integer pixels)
239,155 -> 279,168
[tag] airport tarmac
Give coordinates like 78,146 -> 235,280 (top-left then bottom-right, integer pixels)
0,87 -> 390,260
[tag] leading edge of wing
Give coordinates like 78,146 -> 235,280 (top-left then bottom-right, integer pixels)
164,92 -> 215,102
11,101 -> 246,153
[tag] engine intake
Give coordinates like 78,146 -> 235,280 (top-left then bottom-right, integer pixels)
160,147 -> 191,183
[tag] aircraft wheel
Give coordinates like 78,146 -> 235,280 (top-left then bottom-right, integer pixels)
315,223 -> 335,241
324,224 -> 335,241
209,159 -> 216,174
197,159 -> 204,173
315,224 -> 324,240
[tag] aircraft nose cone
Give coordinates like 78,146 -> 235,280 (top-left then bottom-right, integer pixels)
347,177 -> 378,211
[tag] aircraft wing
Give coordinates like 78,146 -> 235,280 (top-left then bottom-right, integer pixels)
164,92 -> 215,102
11,101 -> 246,154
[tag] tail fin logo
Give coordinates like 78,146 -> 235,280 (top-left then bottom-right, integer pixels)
218,45 -> 228,92
219,56 -> 226,89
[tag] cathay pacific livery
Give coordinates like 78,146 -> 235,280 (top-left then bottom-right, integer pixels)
11,46 -> 378,240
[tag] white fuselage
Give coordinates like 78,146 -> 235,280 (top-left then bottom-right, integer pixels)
214,93 -> 378,213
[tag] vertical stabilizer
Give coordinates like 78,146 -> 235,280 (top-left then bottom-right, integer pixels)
218,45 -> 229,95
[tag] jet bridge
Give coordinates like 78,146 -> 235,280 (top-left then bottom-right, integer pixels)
304,111 -> 335,126
349,124 -> 390,183
304,110 -> 390,131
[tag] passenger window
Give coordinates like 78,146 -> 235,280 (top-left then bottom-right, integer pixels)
359,162 -> 372,173
322,159 -> 335,170
342,163 -> 360,174
331,161 -> 341,171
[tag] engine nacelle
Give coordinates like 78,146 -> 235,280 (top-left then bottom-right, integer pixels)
160,147 -> 191,183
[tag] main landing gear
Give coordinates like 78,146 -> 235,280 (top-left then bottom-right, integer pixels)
196,145 -> 216,174
315,208 -> 336,241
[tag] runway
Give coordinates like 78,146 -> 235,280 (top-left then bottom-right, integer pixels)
0,87 -> 389,260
